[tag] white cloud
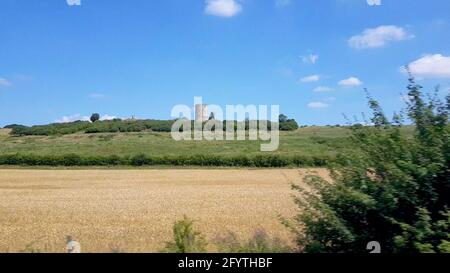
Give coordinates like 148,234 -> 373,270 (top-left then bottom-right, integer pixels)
404,54 -> 450,79
300,74 -> 320,83
100,114 -> 117,121
338,77 -> 363,87
301,54 -> 319,64
276,0 -> 291,8
205,0 -> 242,18
349,25 -> 413,49
0,77 -> 11,87
308,102 -> 329,109
55,114 -> 117,123
366,0 -> 381,6
400,95 -> 413,102
55,114 -> 90,123
66,0 -> 81,6
313,86 -> 334,92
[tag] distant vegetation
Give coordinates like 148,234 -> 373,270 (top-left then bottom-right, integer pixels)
8,114 -> 298,136
10,121 -> 93,136
9,119 -> 172,136
3,124 -> 27,130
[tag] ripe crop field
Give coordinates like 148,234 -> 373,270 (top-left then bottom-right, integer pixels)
0,168 -> 328,253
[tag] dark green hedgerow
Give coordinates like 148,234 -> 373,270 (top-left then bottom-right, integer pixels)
10,118 -> 300,136
0,153 -> 333,167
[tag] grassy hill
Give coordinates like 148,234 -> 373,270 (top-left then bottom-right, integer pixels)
0,126 -> 351,156
0,126 -> 414,167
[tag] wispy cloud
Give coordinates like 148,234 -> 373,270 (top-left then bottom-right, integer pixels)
313,86 -> 334,93
89,93 -> 107,99
308,102 -> 329,109
301,54 -> 319,64
400,95 -> 413,102
366,0 -> 381,6
338,77 -> 363,87
275,0 -> 292,8
205,0 -> 242,18
55,114 -> 90,123
349,25 -> 413,49
278,67 -> 294,78
300,74 -> 320,83
0,77 -> 12,87
66,0 -> 81,6
13,74 -> 33,82
100,114 -> 117,121
402,54 -> 450,79
55,114 -> 117,123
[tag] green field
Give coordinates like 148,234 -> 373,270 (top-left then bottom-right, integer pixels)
0,126 -> 416,167
0,127 -> 352,157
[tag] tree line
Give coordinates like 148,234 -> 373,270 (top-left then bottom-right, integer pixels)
7,115 -> 298,136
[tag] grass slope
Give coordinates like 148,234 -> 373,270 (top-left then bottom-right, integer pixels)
0,126 -> 415,166
0,127 -> 352,157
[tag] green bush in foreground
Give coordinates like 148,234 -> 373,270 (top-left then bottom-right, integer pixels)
161,216 -> 208,253
292,75 -> 449,253
162,217 -> 291,253
214,230 -> 292,253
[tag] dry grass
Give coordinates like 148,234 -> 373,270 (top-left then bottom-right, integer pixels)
0,129 -> 11,136
0,168 -> 328,253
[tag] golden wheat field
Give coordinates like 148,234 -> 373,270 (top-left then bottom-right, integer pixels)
0,168 -> 328,253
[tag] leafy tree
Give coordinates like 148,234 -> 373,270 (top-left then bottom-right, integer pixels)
90,113 -> 100,123
279,120 -> 299,131
278,114 -> 299,131
292,74 -> 450,253
279,114 -> 288,123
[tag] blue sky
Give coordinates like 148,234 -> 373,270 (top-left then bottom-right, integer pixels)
0,0 -> 449,126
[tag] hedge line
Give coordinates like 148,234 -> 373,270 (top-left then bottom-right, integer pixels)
10,119 -> 299,136
0,154 -> 332,167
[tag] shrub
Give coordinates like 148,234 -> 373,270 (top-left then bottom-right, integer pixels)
292,75 -> 450,253
161,216 -> 208,253
130,154 -> 148,166
215,229 -> 292,253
